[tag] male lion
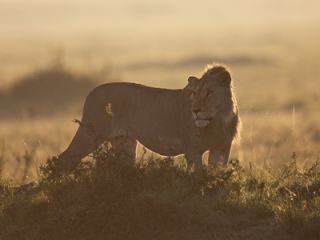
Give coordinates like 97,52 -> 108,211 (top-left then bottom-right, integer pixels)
59,64 -> 240,171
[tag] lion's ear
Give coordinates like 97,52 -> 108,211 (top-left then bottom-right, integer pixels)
216,69 -> 231,86
185,76 -> 199,90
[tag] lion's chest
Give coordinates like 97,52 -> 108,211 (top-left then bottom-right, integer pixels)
197,124 -> 230,151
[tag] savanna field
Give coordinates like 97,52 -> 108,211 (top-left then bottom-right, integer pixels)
1,1 -> 320,239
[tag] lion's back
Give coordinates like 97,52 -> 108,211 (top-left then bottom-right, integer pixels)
84,82 -> 188,126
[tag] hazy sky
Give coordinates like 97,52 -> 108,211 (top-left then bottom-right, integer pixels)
1,0 -> 320,37
1,0 -> 319,87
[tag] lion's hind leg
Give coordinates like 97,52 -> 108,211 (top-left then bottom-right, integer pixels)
59,123 -> 106,172
109,136 -> 137,165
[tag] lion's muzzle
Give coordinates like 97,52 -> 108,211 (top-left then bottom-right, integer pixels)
192,111 -> 212,128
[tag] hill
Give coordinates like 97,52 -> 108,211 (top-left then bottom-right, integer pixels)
0,66 -> 101,118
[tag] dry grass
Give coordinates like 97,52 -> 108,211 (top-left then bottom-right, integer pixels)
1,111 -> 319,183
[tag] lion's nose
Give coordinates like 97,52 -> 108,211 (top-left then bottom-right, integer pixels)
192,109 -> 201,115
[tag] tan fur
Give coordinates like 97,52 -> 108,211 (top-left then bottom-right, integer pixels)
59,64 -> 240,171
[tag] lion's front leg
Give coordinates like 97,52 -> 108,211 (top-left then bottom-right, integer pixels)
208,143 -> 232,167
185,152 -> 203,171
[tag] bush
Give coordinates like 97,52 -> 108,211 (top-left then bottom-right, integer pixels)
0,148 -> 320,240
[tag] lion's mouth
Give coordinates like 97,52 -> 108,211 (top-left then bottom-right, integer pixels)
192,112 -> 212,127
195,119 -> 210,127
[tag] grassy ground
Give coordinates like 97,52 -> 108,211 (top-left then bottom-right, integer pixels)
1,111 -> 319,183
0,148 -> 320,240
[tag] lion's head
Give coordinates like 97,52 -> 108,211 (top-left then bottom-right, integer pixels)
185,64 -> 237,128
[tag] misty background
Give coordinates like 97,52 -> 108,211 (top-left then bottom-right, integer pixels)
0,0 -> 320,181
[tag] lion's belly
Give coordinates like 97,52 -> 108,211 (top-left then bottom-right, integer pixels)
137,136 -> 185,156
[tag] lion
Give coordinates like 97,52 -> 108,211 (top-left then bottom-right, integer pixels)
59,64 -> 240,171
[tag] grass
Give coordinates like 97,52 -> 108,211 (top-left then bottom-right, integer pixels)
0,147 -> 320,240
